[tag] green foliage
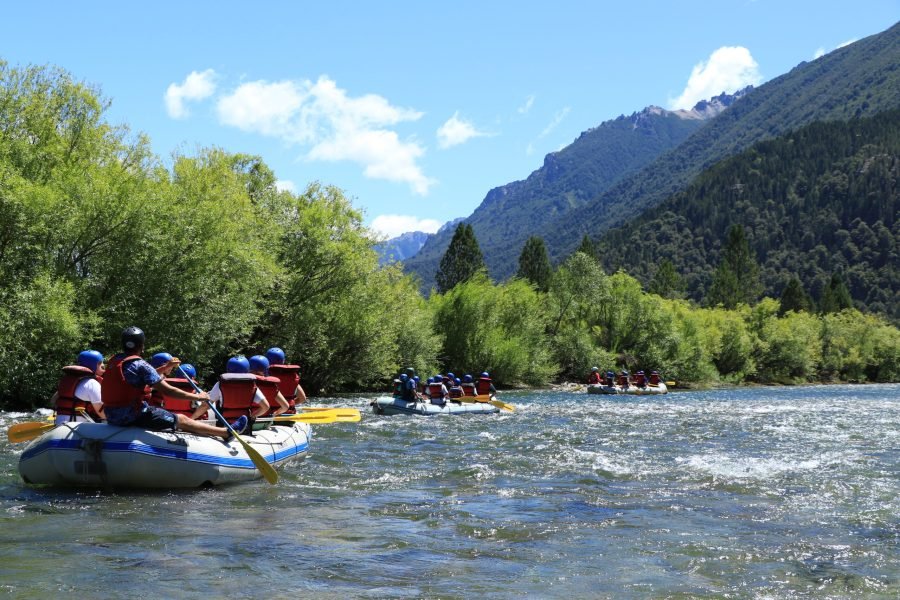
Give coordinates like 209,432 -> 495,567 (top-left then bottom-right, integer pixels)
517,236 -> 552,292
430,275 -> 557,385
779,277 -> 812,315
819,310 -> 900,382
648,259 -> 684,299
706,224 -> 761,309
575,235 -> 600,263
819,272 -> 853,314
435,223 -> 485,294
751,300 -> 822,383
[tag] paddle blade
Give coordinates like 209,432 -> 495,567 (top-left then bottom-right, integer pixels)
301,407 -> 361,420
8,421 -> 56,443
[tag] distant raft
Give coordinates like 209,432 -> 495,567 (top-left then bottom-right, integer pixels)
18,421 -> 310,488
371,396 -> 500,416
587,382 -> 668,395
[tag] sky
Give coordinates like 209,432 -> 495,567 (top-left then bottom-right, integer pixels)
1,2 -> 897,238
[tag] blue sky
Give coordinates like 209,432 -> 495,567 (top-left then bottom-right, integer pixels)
2,2 -> 897,237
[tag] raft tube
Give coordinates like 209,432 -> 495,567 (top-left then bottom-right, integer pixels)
371,396 -> 500,416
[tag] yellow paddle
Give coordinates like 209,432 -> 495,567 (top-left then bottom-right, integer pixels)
257,409 -> 361,424
7,421 -> 57,443
177,366 -> 278,485
456,394 -> 515,412
299,407 -> 362,420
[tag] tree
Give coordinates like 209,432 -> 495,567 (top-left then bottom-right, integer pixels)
517,236 -> 552,292
820,272 -> 853,314
779,277 -> 812,315
575,234 -> 600,262
648,258 -> 684,298
435,223 -> 485,294
706,224 -> 761,309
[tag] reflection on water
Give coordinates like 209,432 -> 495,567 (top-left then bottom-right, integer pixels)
2,384 -> 898,598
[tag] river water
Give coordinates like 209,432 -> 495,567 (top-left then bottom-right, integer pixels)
1,384 -> 898,598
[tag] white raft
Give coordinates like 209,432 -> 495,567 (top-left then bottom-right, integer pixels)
587,382 -> 668,395
18,421 -> 310,488
371,396 -> 500,416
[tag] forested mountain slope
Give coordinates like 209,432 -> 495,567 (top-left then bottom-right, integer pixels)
530,21 -> 900,273
402,100 -> 722,289
598,109 -> 900,321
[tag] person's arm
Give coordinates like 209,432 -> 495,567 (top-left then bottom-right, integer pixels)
252,389 -> 269,418
273,391 -> 289,416
294,384 -> 307,404
151,378 -> 209,403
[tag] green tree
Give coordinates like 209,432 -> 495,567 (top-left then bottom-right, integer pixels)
517,236 -> 552,292
648,258 -> 684,298
575,234 -> 600,262
779,277 -> 812,315
820,272 -> 853,314
435,223 -> 485,294
707,224 -> 761,309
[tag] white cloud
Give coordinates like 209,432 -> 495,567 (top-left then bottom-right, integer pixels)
668,46 -> 762,110
518,94 -> 535,114
216,76 -> 434,195
370,214 -> 442,238
436,111 -> 488,149
165,69 -> 217,119
814,38 -> 858,59
275,180 -> 296,193
539,107 -> 570,139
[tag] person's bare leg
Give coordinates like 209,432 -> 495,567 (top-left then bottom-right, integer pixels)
175,414 -> 229,440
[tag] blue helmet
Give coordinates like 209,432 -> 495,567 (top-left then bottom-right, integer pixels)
480,372 -> 490,378
227,356 -> 251,374
265,347 -> 286,365
413,376 -> 420,383
150,352 -> 173,368
249,355 -> 270,374
399,373 -> 408,381
447,372 -> 455,379
454,378 -> 461,385
463,374 -> 473,383
180,363 -> 197,379
77,350 -> 104,372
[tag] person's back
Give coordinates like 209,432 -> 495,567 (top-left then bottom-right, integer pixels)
475,372 -> 496,397
587,367 -> 602,385
460,374 -> 477,397
426,376 -> 447,406
266,347 -> 306,412
448,378 -> 463,400
54,350 -> 105,424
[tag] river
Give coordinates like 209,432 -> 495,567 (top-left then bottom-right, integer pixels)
1,384 -> 898,598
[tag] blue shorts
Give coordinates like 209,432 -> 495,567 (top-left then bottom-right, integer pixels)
106,404 -> 178,431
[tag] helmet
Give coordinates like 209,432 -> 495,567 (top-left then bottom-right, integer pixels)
480,372 -> 490,378
621,370 -> 629,375
77,350 -> 104,372
447,372 -> 455,379
150,352 -> 173,368
413,376 -> 420,383
227,356 -> 251,374
463,374 -> 473,383
637,370 -> 644,375
121,326 -> 145,351
404,367 -> 416,377
180,363 -> 197,379
651,370 -> 659,375
399,373 -> 408,381
607,371 -> 614,377
265,347 -> 286,365
454,378 -> 461,385
249,355 -> 270,373
591,367 -> 599,372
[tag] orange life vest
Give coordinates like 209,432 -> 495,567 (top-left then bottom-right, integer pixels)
475,377 -> 493,395
217,373 -> 258,420
153,378 -> 198,416
255,374 -> 282,416
55,365 -> 103,421
588,372 -> 602,384
460,382 -> 477,396
269,364 -> 300,411
100,354 -> 148,410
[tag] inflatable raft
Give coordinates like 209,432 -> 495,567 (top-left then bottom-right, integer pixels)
371,396 -> 500,416
587,382 -> 668,395
18,421 -> 310,488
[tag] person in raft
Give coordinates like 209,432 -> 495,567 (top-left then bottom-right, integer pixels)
101,326 -> 247,441
587,366 -> 603,385
191,356 -> 270,425
265,347 -> 307,410
475,372 -> 496,397
249,355 -> 290,418
51,350 -> 107,424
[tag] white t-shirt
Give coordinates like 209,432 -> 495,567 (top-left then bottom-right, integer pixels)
55,378 -> 103,425
207,381 -> 266,407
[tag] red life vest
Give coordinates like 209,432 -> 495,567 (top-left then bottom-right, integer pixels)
475,377 -> 493,395
449,385 -> 463,399
649,373 -> 661,385
269,364 -> 300,411
100,354 -> 148,410
217,373 -> 258,420
55,365 -> 103,421
634,373 -> 647,387
427,382 -> 445,400
154,378 -> 198,416
617,374 -> 630,387
255,375 -> 282,416
460,382 -> 477,397
588,372 -> 602,384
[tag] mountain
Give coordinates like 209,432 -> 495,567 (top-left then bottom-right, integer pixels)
401,94 -> 738,289
375,217 -> 464,266
535,21 -> 900,267
598,108 -> 900,321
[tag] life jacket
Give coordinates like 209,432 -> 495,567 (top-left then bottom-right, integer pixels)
100,354 -> 148,410
617,374 -> 630,387
475,377 -> 493,396
634,373 -> 647,387
588,372 -> 602,384
449,385 -> 463,399
649,373 -> 661,385
154,378 -> 198,416
400,381 -> 418,402
392,378 -> 402,396
255,374 -> 282,416
269,364 -> 300,411
215,373 -> 259,420
55,365 -> 103,421
460,382 -> 477,396
427,382 -> 445,400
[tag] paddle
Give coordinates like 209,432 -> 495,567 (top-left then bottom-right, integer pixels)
456,394 -> 515,412
232,409 -> 361,424
7,421 -> 56,443
176,366 -> 278,485
299,407 -> 362,420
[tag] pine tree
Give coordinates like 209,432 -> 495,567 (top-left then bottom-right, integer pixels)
779,276 -> 812,314
706,224 -> 762,309
575,234 -> 599,262
435,224 -> 486,293
648,258 -> 684,298
820,272 -> 853,313
517,236 -> 553,292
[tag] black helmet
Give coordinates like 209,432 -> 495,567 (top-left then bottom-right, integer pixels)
121,326 -> 145,352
